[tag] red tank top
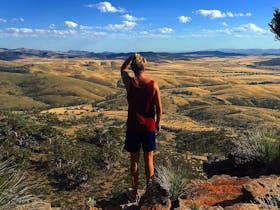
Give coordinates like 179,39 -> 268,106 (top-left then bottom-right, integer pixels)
126,79 -> 156,131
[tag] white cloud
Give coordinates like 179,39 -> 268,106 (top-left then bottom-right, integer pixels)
87,31 -> 107,36
106,21 -> 136,31
34,29 -> 48,35
63,21 -> 93,31
157,27 -> 173,34
53,29 -> 77,36
220,24 -> 266,34
49,24 -> 55,29
86,2 -> 125,13
80,25 -> 93,30
226,12 -> 234,18
205,23 -> 267,35
177,16 -> 192,23
140,31 -> 149,35
220,22 -> 228,26
235,12 -> 251,17
1,26 -> 108,38
64,21 -> 78,28
139,27 -> 174,37
239,23 -> 266,33
6,27 -> 33,34
122,14 -> 145,21
196,9 -> 226,19
196,9 -> 251,19
11,17 -> 24,22
0,18 -> 7,23
4,27 -> 34,37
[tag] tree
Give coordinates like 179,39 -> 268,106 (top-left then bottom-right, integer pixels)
269,8 -> 280,40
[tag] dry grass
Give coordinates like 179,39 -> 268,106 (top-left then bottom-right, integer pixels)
8,55 -> 276,131
1,55 -> 280,206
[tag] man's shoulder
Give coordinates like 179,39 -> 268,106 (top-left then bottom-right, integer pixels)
152,80 -> 159,89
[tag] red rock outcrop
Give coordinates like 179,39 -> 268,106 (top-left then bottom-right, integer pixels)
177,175 -> 280,210
224,203 -> 262,210
179,175 -> 251,208
96,175 -> 280,210
243,175 -> 280,202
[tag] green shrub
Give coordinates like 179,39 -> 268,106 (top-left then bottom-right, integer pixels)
269,8 -> 280,41
75,126 -> 98,143
175,129 -> 233,155
155,163 -> 192,201
0,158 -> 41,210
47,140 -> 98,190
233,128 -> 280,164
87,197 -> 96,208
256,194 -> 280,210
0,112 -> 63,167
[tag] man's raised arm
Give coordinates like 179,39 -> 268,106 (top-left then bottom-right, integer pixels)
121,55 -> 134,90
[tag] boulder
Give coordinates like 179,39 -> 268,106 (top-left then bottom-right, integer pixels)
224,203 -> 262,210
96,175 -> 280,210
243,175 -> 280,203
203,154 -> 265,178
139,175 -> 171,210
178,175 -> 251,209
175,203 -> 224,210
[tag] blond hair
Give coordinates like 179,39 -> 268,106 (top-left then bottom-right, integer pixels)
130,53 -> 147,75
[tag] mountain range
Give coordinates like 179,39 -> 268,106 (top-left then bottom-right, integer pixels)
0,48 -> 260,61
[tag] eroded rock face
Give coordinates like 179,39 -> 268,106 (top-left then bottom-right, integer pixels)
223,203 -> 262,210
175,204 -> 224,210
179,175 -> 251,208
243,175 -> 280,203
177,175 -> 280,210
96,174 -> 280,210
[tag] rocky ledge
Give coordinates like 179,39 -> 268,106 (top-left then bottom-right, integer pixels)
95,174 -> 279,210
95,150 -> 280,210
178,175 -> 280,209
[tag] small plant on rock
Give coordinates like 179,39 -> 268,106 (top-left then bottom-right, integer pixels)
155,163 -> 191,202
256,195 -> 280,210
0,158 -> 42,210
233,128 -> 280,164
87,197 -> 96,210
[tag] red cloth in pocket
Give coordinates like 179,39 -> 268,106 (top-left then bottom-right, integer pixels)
136,113 -> 156,132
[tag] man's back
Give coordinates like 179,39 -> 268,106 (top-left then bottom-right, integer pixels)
127,79 -> 156,132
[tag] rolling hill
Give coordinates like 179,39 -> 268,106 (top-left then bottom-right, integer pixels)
0,71 -> 117,110
0,51 -> 280,207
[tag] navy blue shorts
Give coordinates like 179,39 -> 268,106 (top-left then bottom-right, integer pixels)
124,131 -> 156,152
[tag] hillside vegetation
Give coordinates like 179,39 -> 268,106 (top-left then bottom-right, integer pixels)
0,54 -> 279,208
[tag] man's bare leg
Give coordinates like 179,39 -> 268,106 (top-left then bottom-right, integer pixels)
130,152 -> 140,198
144,151 -> 154,181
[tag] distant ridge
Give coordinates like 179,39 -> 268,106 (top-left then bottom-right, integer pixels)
0,48 -> 245,61
220,48 -> 280,55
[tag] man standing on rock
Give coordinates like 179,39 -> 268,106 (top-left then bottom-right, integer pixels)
121,53 -> 162,202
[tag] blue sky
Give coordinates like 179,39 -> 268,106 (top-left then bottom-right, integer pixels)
0,0 -> 279,52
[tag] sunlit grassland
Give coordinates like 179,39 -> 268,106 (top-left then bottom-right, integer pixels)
1,55 -> 280,206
